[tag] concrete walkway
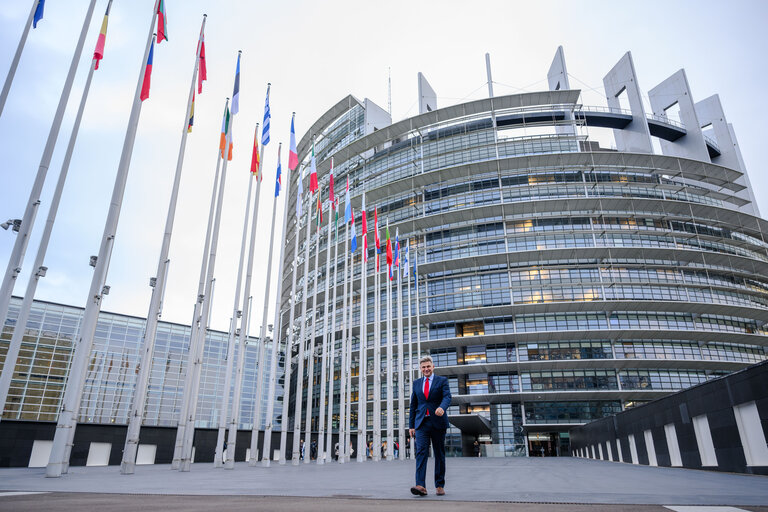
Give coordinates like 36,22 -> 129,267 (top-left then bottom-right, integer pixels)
0,458 -> 766,507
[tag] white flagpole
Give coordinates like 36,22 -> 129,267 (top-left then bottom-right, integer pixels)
0,1 -> 105,427
415,242 -> 422,368
0,0 -> 40,118
172,140 -> 223,470
123,16 -> 207,474
407,242 -> 415,459
292,182 -> 313,465
0,0 -> 99,339
304,195 -> 321,464
373,232 -> 381,461
317,198 -> 331,465
338,217 -> 350,463
214,118 -> 256,469
325,204 -> 340,462
396,236 -> 406,461
344,241 -> 353,462
278,189 -> 302,465
179,96 -> 236,473
385,221 -> 394,461
357,198 -> 368,462
260,142 -> 288,466
45,5 -> 158,478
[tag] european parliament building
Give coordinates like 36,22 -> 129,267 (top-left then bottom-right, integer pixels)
2,48 -> 767,466
282,48 -> 767,458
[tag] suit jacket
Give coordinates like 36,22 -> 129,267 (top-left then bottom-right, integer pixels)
409,374 -> 452,430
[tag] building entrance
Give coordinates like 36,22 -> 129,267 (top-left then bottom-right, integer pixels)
527,432 -> 563,456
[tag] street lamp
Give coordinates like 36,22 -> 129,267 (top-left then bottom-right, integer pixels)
1,219 -> 21,232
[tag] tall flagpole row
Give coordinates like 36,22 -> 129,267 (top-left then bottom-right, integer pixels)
373,232 -> 381,461
385,221 -> 394,461
0,10 -> 103,426
0,0 -> 99,342
304,194 -> 321,464
325,204 -> 340,462
46,2 -> 159,478
357,197 -> 368,462
122,14 -> 206,475
396,245 -> 406,460
339,219 -> 350,462
0,0 -> 40,119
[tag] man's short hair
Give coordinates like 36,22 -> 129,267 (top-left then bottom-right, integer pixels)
419,355 -> 433,364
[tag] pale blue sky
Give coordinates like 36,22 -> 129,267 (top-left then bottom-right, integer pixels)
1,0 -> 767,332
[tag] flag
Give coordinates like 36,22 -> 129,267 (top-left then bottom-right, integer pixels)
361,195 -> 368,263
329,158 -> 335,204
309,144 -> 318,193
231,53 -> 241,115
344,177 -> 352,224
350,209 -> 357,253
219,106 -> 230,159
386,223 -> 392,268
93,2 -> 111,70
227,122 -> 234,161
402,241 -> 409,278
250,125 -> 260,176
187,90 -> 195,132
394,229 -> 400,269
33,0 -> 45,28
156,0 -> 168,43
296,165 -> 303,217
289,114 -> 299,171
261,88 -> 271,146
275,144 -> 282,197
374,207 -> 380,271
316,195 -> 323,229
198,33 -> 207,93
140,38 -> 155,101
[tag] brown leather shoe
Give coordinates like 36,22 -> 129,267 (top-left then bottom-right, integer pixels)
410,485 -> 428,496
436,487 -> 445,496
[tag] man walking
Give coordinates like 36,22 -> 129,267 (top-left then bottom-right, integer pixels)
409,355 -> 452,496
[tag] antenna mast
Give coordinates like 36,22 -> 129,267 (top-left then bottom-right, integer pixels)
388,67 -> 392,116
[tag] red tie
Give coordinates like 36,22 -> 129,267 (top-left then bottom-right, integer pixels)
424,377 -> 430,415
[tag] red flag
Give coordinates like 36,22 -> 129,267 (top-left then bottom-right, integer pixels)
156,0 -> 168,43
197,35 -> 207,93
329,157 -> 335,204
250,125 -> 260,177
140,39 -> 155,101
93,2 -> 111,70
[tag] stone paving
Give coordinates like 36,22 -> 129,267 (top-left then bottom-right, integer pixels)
0,457 -> 766,508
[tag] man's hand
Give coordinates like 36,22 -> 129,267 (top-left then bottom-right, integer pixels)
435,407 -> 445,417
409,428 -> 415,437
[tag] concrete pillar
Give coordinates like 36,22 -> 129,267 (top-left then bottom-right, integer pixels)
602,51 -> 653,153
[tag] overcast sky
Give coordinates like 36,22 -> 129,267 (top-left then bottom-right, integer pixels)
1,0 -> 767,334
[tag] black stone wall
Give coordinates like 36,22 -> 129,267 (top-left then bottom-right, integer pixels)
570,360 -> 768,475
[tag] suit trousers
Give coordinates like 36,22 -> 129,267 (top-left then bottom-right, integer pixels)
414,415 -> 446,488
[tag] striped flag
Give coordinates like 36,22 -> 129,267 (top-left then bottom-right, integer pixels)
329,158 -> 335,203
250,125 -> 260,177
374,207 -> 380,271
394,229 -> 400,269
227,122 -> 233,161
309,144 -> 318,193
219,106 -> 230,159
156,0 -> 168,43
317,195 -> 323,230
344,177 -> 351,224
33,0 -> 45,28
93,1 -> 112,70
187,90 -> 195,132
197,33 -> 207,93
261,87 -> 271,145
139,38 -> 155,101
402,241 -> 409,278
361,195 -> 368,263
275,144 -> 282,197
231,53 -> 241,115
386,222 -> 393,276
350,209 -> 357,253
289,114 -> 298,171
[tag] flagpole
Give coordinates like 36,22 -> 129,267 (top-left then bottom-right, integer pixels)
179,95 -> 235,473
415,242 -> 421,368
325,203 -> 340,462
261,142 -> 288,467
345,248 -> 353,463
122,14 -> 206,475
0,1 -> 106,427
0,0 -> 40,119
373,231 -> 381,461
316,197 -> 331,465
46,5 -> 158,478
357,199 -> 368,462
303,197 -> 321,465
406,242 -> 414,459
278,203 -> 301,465
385,221 -> 394,461
338,217 -> 350,463
172,141 -> 223,470
0,0 -> 98,342
292,181 -> 313,465
396,241 -> 406,461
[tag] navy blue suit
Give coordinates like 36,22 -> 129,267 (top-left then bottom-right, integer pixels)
409,374 -> 451,488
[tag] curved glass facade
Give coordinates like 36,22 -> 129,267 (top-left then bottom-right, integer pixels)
282,87 -> 768,457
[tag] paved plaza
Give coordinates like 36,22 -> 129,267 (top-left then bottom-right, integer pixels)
0,457 -> 767,511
